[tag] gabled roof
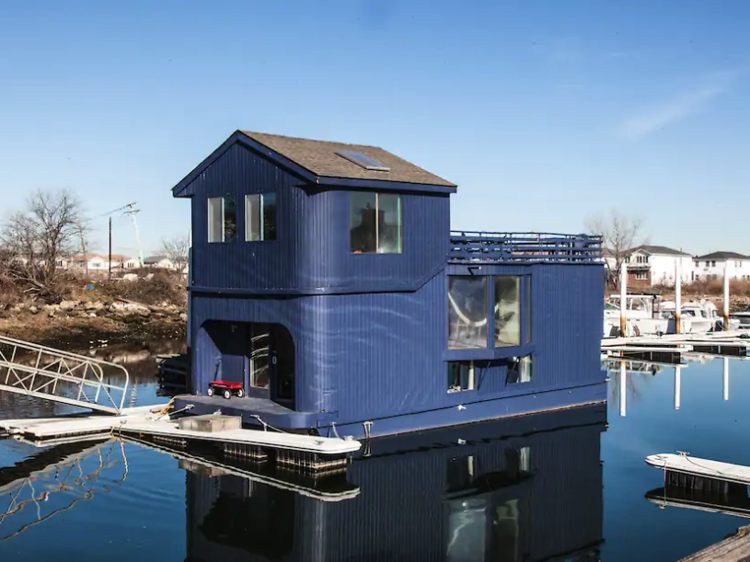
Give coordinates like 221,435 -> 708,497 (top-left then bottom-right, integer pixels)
172,130 -> 457,197
629,245 -> 690,257
144,255 -> 170,264
243,131 -> 456,188
695,251 -> 750,260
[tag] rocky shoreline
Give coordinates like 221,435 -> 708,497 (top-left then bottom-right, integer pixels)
0,298 -> 187,349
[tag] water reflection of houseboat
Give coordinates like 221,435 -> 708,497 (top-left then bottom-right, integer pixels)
185,405 -> 605,562
171,130 -> 606,438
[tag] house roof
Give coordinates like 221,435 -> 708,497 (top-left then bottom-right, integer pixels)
144,255 -> 169,264
695,251 -> 750,260
72,253 -> 105,262
109,254 -> 131,261
241,131 -> 456,188
629,245 -> 691,257
172,130 -> 457,197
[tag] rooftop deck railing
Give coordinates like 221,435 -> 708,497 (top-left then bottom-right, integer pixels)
449,231 -> 604,264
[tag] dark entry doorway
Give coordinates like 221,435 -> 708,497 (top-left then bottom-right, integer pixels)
202,320 -> 295,408
247,323 -> 295,407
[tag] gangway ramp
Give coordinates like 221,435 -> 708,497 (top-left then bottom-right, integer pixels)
0,335 -> 130,415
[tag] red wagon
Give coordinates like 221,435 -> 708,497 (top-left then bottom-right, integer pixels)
207,380 -> 245,399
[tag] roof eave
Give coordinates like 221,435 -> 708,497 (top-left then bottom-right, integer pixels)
316,175 -> 457,194
171,131 -> 319,198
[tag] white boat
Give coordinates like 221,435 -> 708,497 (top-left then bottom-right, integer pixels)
730,305 -> 750,329
659,299 -> 741,332
603,293 -> 689,337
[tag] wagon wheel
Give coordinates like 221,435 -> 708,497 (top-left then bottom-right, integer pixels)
207,386 -> 214,397
237,388 -> 245,398
223,389 -> 232,399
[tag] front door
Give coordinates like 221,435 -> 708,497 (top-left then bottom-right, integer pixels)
246,323 -> 295,406
247,325 -> 272,399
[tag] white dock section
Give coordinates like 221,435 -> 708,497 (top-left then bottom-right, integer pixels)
646,453 -> 750,486
1,408 -> 361,462
116,419 -> 361,456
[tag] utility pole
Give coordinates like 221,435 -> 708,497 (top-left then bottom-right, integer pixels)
126,204 -> 145,268
108,217 -> 112,280
77,220 -> 89,278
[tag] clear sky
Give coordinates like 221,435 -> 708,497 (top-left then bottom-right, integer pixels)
1,0 -> 748,256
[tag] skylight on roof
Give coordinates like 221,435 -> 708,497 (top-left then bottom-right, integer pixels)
335,150 -> 390,172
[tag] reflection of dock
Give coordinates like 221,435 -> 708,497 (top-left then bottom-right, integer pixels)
646,485 -> 750,519
0,438 -> 127,543
611,357 -> 732,417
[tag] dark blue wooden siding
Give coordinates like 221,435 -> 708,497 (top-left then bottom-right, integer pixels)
190,261 -> 604,426
185,405 -> 605,562
189,143 -> 450,293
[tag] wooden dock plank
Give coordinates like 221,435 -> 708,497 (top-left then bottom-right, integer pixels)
678,526 -> 750,562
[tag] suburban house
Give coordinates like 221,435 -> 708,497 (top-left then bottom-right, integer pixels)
144,255 -> 175,269
169,129 -> 605,439
625,245 -> 693,287
693,251 -> 750,281
71,253 -> 110,273
108,254 -> 131,270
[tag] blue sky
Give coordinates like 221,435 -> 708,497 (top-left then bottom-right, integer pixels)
1,1 -> 748,256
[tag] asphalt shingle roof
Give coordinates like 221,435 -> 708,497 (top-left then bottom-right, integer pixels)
241,131 -> 456,188
695,251 -> 750,260
630,245 -> 691,256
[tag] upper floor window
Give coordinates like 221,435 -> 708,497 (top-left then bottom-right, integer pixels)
245,193 -> 277,241
350,192 -> 402,254
208,196 -> 237,243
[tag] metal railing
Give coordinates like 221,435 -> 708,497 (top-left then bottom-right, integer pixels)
0,335 -> 130,415
449,231 -> 604,264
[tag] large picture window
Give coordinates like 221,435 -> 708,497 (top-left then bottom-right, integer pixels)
245,193 -> 277,241
207,196 -> 237,243
448,276 -> 488,348
350,192 -> 402,254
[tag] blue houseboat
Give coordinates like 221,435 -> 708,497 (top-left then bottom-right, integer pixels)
172,130 -> 605,438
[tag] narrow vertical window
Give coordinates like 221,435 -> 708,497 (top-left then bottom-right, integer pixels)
507,356 -> 532,384
447,361 -> 475,393
350,192 -> 402,253
448,276 -> 488,348
223,196 -> 237,242
245,193 -> 277,242
524,276 -> 531,343
245,194 -> 261,241
378,193 -> 402,254
262,192 -> 277,241
495,276 -> 520,347
208,197 -> 223,243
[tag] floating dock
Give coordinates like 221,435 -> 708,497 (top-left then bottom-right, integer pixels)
1,410 -> 361,472
646,453 -> 750,487
676,525 -> 750,562
603,331 -> 750,364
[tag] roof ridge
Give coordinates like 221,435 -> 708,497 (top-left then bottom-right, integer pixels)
241,130 -> 378,150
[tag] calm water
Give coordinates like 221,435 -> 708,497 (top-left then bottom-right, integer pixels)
0,342 -> 749,561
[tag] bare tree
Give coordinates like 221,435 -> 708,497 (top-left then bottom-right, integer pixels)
161,233 -> 190,273
0,189 -> 84,300
585,208 -> 645,287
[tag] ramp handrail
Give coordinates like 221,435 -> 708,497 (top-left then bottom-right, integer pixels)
0,335 -> 130,414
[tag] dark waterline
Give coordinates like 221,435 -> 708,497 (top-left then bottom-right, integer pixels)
0,342 -> 748,561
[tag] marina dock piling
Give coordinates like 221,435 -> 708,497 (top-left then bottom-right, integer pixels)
724,261 -> 731,329
620,261 -> 628,337
675,260 -> 682,334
